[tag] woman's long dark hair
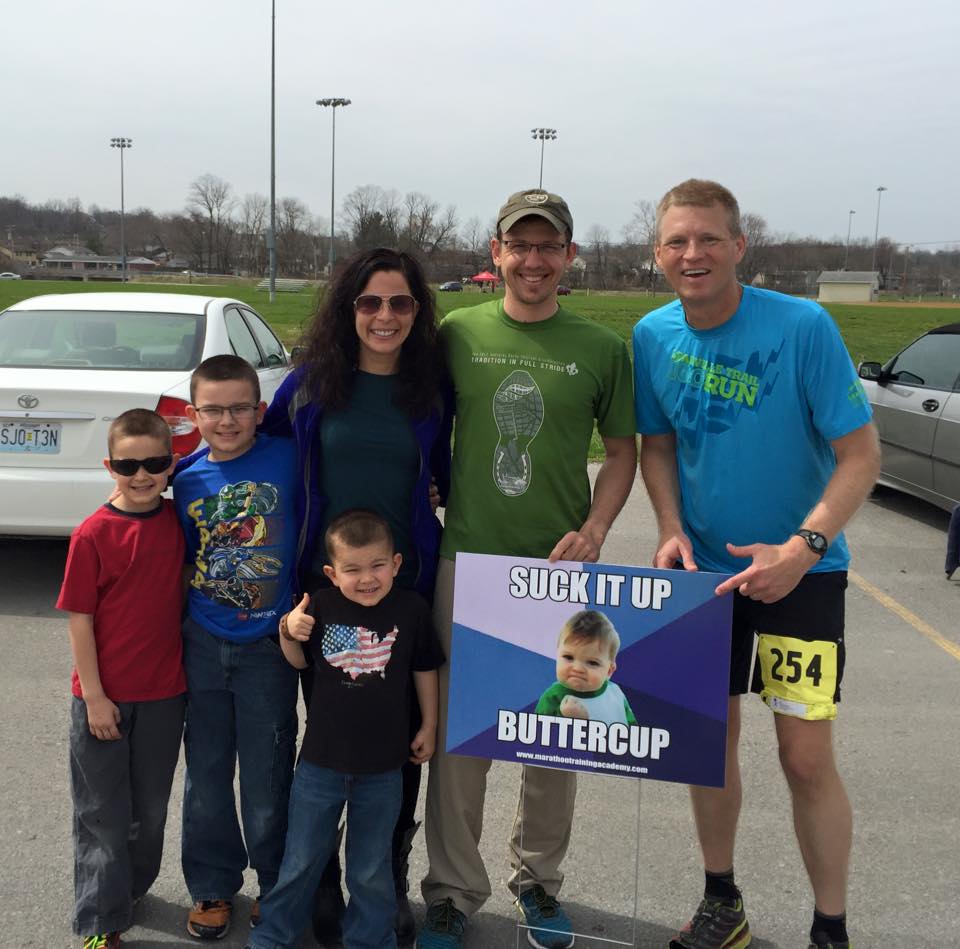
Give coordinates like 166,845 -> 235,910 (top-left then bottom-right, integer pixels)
295,248 -> 444,417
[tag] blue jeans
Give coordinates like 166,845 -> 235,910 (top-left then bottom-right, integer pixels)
249,761 -> 401,949
181,617 -> 298,901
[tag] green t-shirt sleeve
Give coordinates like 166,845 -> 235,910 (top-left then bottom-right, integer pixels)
623,695 -> 638,726
535,681 -> 567,715
596,337 -> 637,439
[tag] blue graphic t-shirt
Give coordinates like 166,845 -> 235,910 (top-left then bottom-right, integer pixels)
174,435 -> 298,642
632,286 -> 873,574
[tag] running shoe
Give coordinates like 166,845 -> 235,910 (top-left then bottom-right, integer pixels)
416,898 -> 467,949
669,896 -> 751,949
516,885 -> 574,949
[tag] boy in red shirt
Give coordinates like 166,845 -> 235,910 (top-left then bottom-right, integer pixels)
57,408 -> 186,949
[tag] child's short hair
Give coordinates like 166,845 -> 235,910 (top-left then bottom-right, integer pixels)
190,354 -> 261,404
560,610 -> 620,661
325,508 -> 395,562
107,408 -> 172,455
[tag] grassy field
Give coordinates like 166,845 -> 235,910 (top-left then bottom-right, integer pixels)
2,279 -> 957,364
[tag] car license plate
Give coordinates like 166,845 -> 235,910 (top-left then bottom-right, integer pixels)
0,421 -> 62,454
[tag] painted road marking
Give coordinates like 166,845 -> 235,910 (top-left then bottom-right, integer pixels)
849,570 -> 960,662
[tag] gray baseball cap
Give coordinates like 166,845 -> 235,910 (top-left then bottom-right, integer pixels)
497,189 -> 573,235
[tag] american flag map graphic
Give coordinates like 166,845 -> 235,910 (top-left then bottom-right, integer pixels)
322,623 -> 398,680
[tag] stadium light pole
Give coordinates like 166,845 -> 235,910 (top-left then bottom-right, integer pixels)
316,98 -> 351,275
871,186 -> 887,273
109,137 -> 132,282
531,128 -> 557,189
843,209 -> 855,270
268,0 -> 276,302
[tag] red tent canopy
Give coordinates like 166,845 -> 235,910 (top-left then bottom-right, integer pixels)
470,271 -> 499,283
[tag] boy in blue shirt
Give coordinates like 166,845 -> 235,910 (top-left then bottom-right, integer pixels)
174,355 -> 300,940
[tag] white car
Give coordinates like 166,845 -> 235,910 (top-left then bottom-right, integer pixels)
0,292 -> 291,536
0,272 -> 22,280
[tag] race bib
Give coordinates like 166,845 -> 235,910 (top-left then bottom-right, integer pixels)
756,634 -> 838,720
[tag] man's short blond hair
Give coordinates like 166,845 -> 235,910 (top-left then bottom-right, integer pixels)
656,179 -> 741,241
559,610 -> 620,662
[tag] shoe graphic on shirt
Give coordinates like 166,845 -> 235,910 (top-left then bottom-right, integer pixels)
492,370 -> 543,497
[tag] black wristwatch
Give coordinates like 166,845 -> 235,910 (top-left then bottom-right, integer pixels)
794,529 -> 828,558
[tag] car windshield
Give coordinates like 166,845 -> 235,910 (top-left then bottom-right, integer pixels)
0,310 -> 203,370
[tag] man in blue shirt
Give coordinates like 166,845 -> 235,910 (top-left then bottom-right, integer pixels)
632,179 -> 880,949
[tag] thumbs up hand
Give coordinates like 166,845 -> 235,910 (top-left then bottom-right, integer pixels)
284,592 -> 315,642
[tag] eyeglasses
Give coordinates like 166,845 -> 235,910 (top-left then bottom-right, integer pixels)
354,294 -> 419,318
500,240 -> 568,258
109,455 -> 173,476
194,404 -> 258,421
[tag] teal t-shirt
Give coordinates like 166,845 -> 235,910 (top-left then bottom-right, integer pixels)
316,371 -> 420,588
632,285 -> 873,573
440,299 -> 635,560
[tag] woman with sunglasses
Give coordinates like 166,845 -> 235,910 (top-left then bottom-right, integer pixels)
260,247 -> 451,946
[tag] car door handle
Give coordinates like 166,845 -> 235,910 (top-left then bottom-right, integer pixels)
922,399 -> 939,412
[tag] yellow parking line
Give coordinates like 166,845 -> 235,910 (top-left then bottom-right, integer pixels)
849,570 -> 960,661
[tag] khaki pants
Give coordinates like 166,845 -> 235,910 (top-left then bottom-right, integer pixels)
421,558 -> 578,915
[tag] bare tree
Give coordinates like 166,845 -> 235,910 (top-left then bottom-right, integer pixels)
276,197 -> 314,276
584,224 -> 611,289
739,212 -> 770,284
188,174 -> 236,272
622,199 -> 658,288
429,204 -> 459,255
401,191 -> 439,252
342,185 -> 401,250
238,193 -> 268,276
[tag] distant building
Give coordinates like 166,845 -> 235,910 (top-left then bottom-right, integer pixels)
816,270 -> 880,303
39,249 -> 156,278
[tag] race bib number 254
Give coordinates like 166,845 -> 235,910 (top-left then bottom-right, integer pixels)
756,633 -> 838,721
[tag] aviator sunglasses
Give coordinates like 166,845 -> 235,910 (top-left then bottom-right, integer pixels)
109,455 -> 173,476
353,294 -> 419,318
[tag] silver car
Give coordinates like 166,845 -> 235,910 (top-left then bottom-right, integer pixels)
858,322 -> 960,511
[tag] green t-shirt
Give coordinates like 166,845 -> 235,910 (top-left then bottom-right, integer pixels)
440,299 -> 635,559
534,680 -> 638,726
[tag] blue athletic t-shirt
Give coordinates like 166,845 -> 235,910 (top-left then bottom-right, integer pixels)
632,286 -> 873,574
174,434 -> 298,642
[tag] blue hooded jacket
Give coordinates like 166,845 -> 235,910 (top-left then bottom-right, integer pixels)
260,365 -> 453,598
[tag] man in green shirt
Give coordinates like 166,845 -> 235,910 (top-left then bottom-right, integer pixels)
417,190 -> 637,949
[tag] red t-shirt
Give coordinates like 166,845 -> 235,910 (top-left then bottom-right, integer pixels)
57,501 -> 187,702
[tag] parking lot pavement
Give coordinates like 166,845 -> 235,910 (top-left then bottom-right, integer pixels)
0,479 -> 957,947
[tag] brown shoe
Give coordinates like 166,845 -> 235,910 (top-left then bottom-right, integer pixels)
250,898 -> 261,928
187,900 -> 232,940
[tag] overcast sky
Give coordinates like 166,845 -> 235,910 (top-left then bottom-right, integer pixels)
3,0 -> 959,248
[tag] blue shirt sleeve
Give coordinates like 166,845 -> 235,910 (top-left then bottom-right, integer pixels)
632,318 -> 673,435
801,307 -> 873,442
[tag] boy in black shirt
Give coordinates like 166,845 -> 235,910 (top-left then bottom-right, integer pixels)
247,509 -> 443,949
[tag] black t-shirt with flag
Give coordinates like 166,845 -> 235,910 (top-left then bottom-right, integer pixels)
300,585 -> 445,774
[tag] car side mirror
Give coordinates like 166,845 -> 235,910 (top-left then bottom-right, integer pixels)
858,361 -> 883,382
290,345 -> 304,360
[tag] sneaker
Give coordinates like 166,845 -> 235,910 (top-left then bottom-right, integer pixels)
82,936 -> 120,949
808,935 -> 849,949
669,896 -> 751,949
416,898 -> 467,949
187,900 -> 232,940
249,899 -> 261,928
516,885 -> 574,949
